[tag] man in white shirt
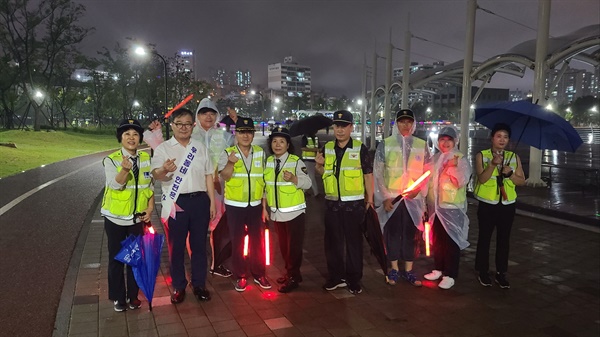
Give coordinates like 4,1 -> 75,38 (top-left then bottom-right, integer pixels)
151,108 -> 216,304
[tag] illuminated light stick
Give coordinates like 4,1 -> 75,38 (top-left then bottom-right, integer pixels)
148,226 -> 155,234
265,228 -> 270,266
243,235 -> 249,257
424,221 -> 431,256
392,170 -> 432,205
164,94 -> 194,119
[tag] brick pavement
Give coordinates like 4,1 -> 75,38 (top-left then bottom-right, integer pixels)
63,189 -> 600,337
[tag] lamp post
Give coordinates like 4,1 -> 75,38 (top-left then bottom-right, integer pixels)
135,46 -> 169,138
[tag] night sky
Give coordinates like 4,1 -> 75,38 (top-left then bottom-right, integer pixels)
75,0 -> 599,97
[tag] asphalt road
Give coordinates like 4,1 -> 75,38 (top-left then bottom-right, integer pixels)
0,150 -> 113,337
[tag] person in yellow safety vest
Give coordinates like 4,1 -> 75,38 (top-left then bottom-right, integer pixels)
218,117 -> 270,292
374,109 -> 432,287
101,119 -> 154,312
301,132 -> 320,196
262,127 -> 312,293
423,126 -> 471,290
315,110 -> 374,295
474,123 -> 525,289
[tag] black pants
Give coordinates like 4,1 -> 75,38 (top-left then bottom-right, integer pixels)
226,205 -> 265,279
104,218 -> 143,303
167,192 -> 210,290
475,201 -> 516,274
432,216 -> 461,278
274,213 -> 306,281
324,202 -> 365,286
384,201 -> 417,262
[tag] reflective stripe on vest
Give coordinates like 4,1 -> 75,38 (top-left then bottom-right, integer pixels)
264,154 -> 306,212
101,150 -> 153,220
474,149 -> 518,205
384,136 -> 427,194
224,145 -> 265,207
302,137 -> 318,160
322,139 -> 365,201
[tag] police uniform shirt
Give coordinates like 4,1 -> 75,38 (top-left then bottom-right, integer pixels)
217,145 -> 262,173
151,137 -> 214,196
268,152 -> 312,222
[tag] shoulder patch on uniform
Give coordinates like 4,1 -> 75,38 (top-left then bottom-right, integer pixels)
301,167 -> 308,174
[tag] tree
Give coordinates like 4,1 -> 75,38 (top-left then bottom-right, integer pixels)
0,0 -> 92,130
570,95 -> 599,126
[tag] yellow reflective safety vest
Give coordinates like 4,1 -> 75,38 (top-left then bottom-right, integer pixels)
302,136 -> 318,160
322,139 -> 365,201
437,152 -> 467,208
264,154 -> 306,212
101,150 -> 153,220
383,135 -> 427,194
474,149 -> 518,205
224,145 -> 265,207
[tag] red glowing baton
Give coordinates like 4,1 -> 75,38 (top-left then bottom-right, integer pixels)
424,221 -> 431,256
265,228 -> 270,266
147,226 -> 155,234
164,94 -> 194,119
392,170 -> 431,204
243,234 -> 249,257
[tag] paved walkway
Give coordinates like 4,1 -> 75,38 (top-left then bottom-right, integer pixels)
58,182 -> 600,337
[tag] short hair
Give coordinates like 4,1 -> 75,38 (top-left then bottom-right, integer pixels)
116,127 -> 143,143
267,134 -> 295,155
170,108 -> 194,121
491,123 -> 511,138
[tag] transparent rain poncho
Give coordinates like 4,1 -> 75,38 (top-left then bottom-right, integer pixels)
193,98 -> 234,229
426,126 -> 471,250
374,120 -> 432,232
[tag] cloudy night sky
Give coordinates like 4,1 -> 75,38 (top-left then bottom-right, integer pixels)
75,0 -> 599,97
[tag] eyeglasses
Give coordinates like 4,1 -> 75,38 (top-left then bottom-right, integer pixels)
172,122 -> 195,129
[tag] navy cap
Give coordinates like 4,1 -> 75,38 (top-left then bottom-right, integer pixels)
235,117 -> 255,131
396,109 -> 415,121
332,110 -> 353,125
116,119 -> 144,142
438,126 -> 457,139
271,126 -> 291,141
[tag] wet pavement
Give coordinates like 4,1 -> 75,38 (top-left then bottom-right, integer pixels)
57,131 -> 600,336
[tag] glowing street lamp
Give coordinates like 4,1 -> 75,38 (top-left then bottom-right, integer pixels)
135,46 -> 169,138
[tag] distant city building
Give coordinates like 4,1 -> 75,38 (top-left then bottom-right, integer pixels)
268,56 -> 311,97
176,50 -> 196,79
547,67 -> 597,104
509,89 -> 532,101
209,68 -> 252,95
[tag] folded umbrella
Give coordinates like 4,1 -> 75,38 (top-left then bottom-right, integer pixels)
361,207 -> 388,275
212,212 -> 232,268
132,226 -> 164,311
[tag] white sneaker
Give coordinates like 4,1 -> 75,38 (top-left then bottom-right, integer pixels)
424,270 -> 442,281
438,276 -> 455,289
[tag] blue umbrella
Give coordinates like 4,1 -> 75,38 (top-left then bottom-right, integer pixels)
114,227 -> 164,311
474,100 -> 583,152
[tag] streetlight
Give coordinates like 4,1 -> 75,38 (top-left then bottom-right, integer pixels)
250,90 -> 266,135
135,46 -> 169,138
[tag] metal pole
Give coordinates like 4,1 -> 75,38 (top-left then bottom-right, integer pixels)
401,14 -> 411,110
528,0 -> 551,187
154,52 -> 169,139
384,29 -> 393,138
459,0 -> 476,155
361,53 -> 368,144
370,47 -> 378,150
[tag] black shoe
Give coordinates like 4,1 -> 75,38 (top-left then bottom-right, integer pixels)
170,289 -> 186,304
276,275 -> 288,284
210,265 -> 233,278
322,280 -> 347,291
495,273 -> 511,289
193,287 -> 211,301
254,276 -> 272,289
113,300 -> 127,312
348,283 -> 362,295
278,278 -> 299,293
478,272 -> 492,287
128,298 -> 142,310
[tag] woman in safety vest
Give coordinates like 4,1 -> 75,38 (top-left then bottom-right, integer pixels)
423,126 -> 471,290
101,119 -> 154,312
263,127 -> 312,293
474,123 -> 525,289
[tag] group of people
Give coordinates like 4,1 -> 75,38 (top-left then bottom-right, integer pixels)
100,99 -> 525,312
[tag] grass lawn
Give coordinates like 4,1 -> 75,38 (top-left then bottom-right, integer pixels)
0,129 -> 119,178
